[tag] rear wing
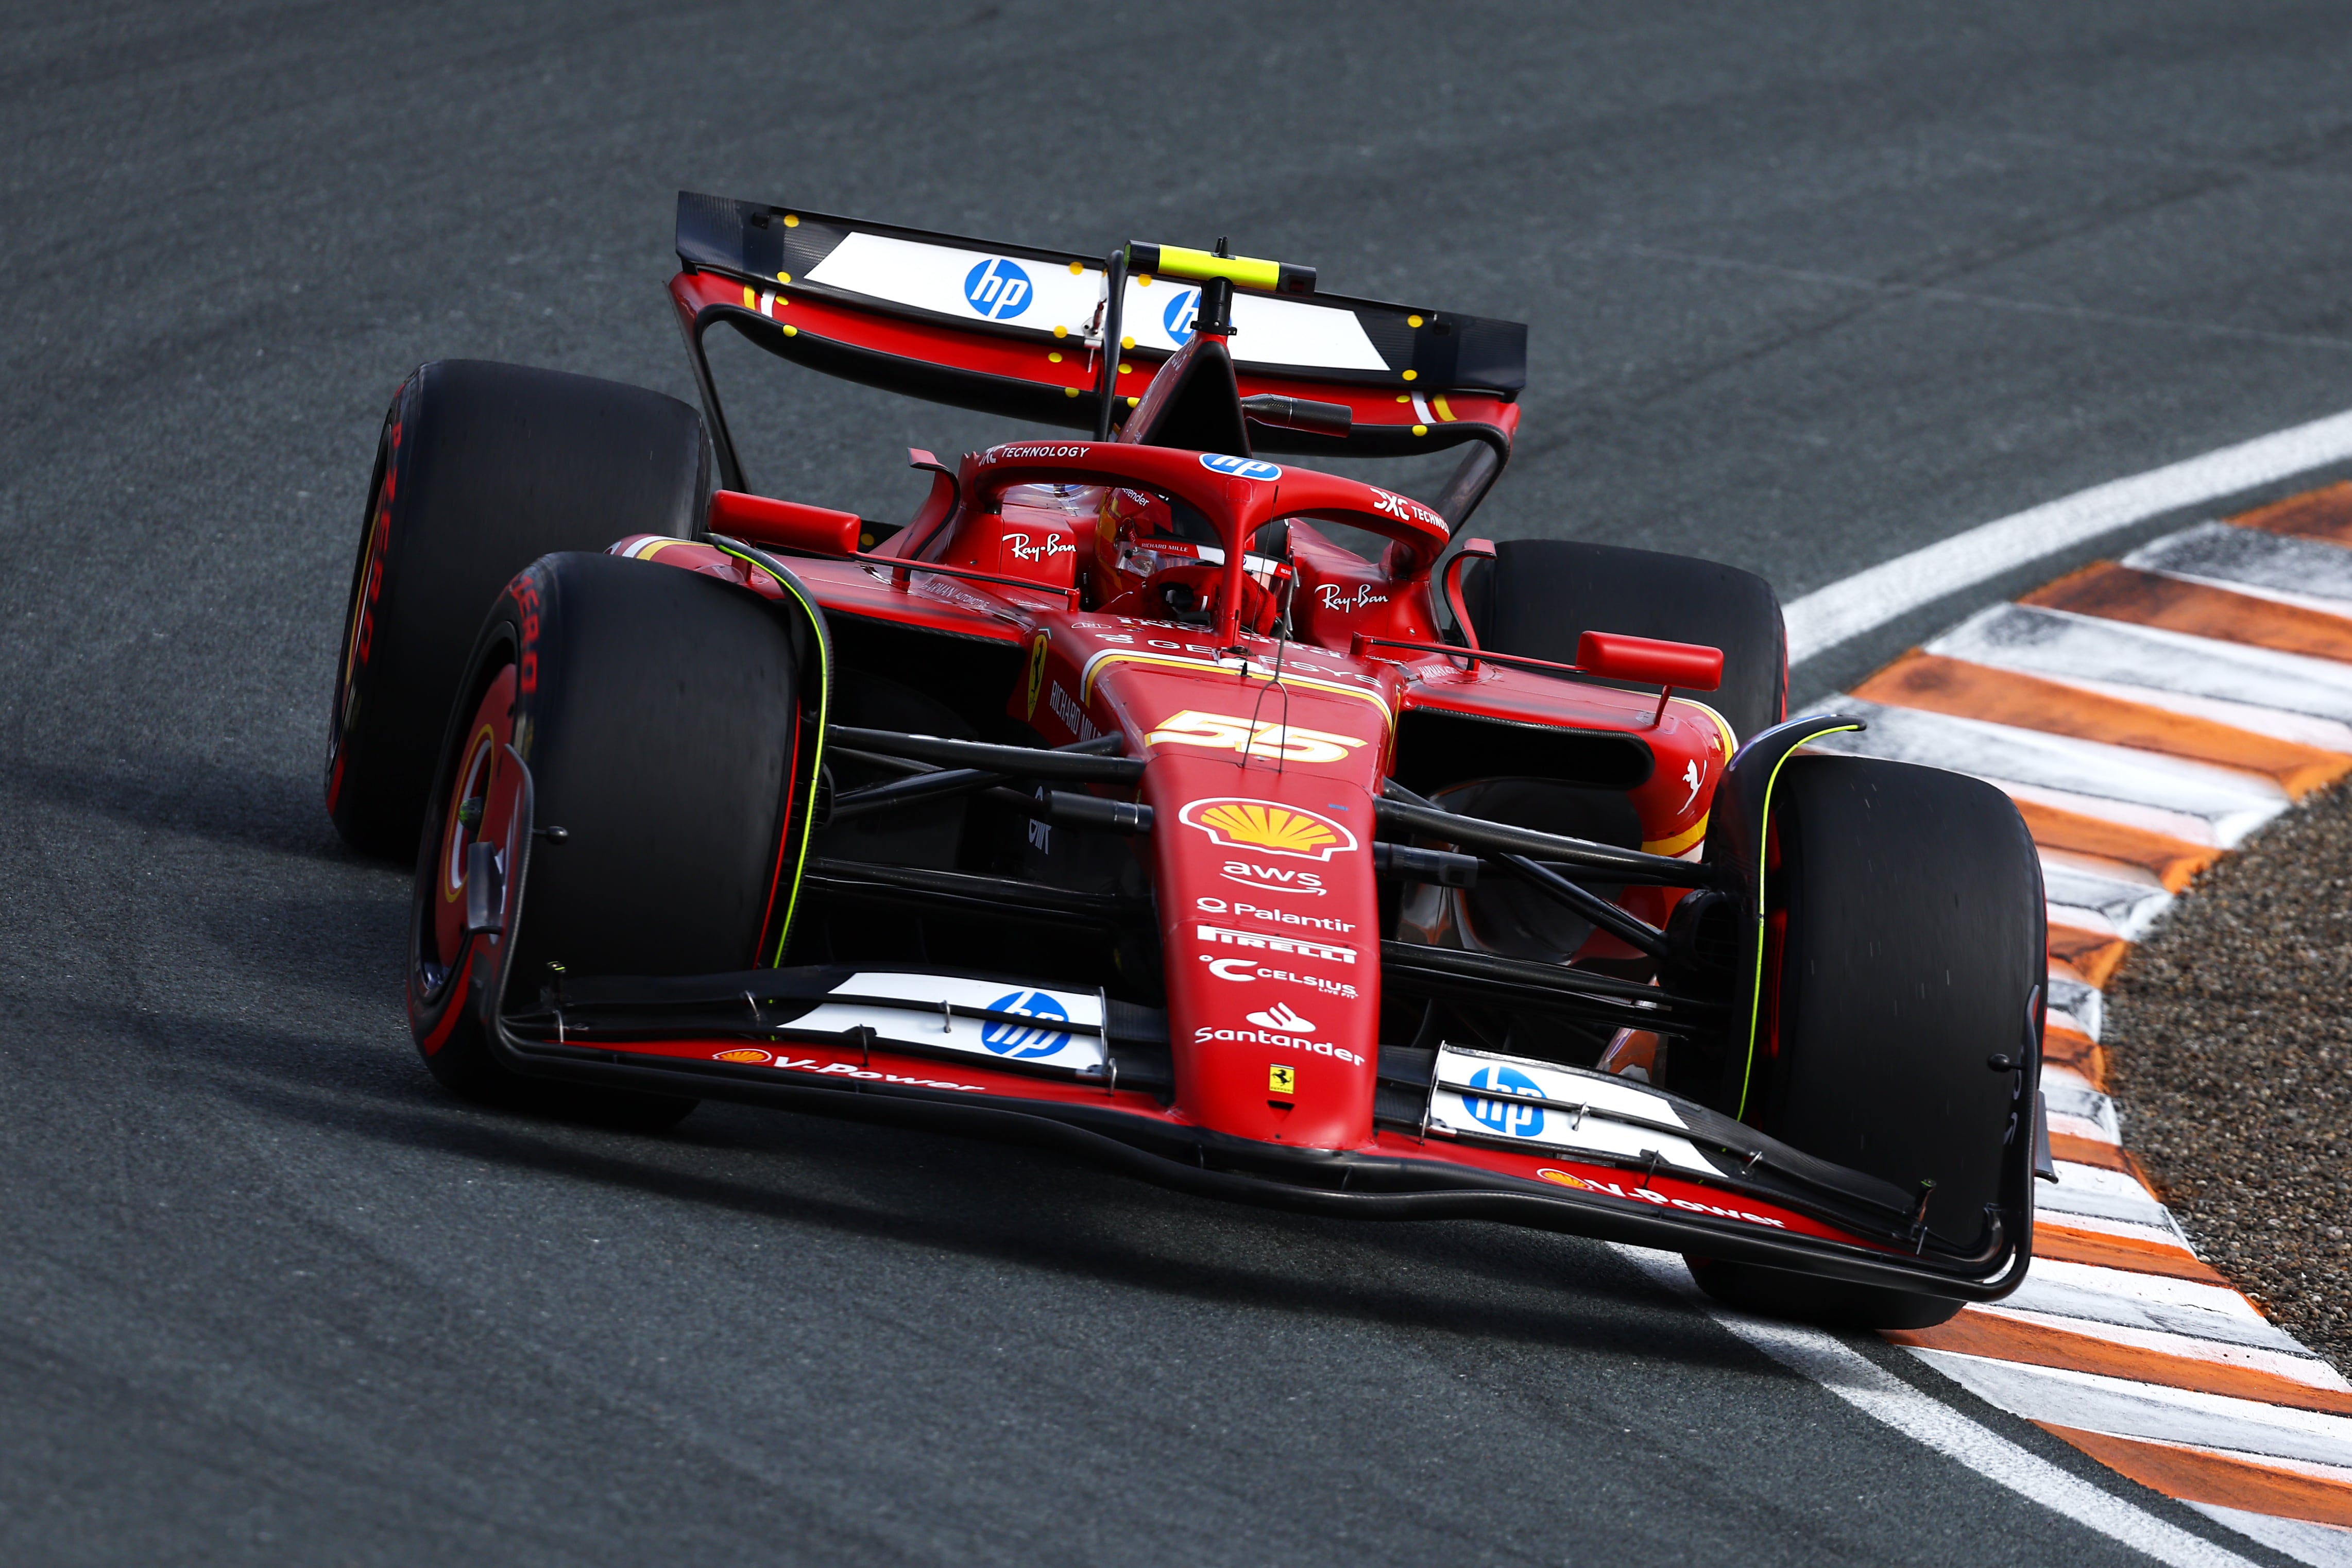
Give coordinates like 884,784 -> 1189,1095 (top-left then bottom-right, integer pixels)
670,193 -> 1525,509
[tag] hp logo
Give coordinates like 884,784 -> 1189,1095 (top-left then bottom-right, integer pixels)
1198,453 -> 1282,481
963,258 -> 1033,320
1163,287 -> 1199,346
981,990 -> 1071,1058
1463,1064 -> 1547,1138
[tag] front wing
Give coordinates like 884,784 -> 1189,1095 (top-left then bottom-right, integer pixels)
486,961 -> 2037,1304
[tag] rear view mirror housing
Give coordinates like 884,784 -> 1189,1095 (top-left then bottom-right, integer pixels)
1576,630 -> 1724,693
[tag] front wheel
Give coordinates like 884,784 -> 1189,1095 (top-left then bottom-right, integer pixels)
1686,753 -> 2043,1330
407,550 -> 817,1124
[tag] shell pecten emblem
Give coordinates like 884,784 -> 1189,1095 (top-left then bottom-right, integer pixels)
1177,797 -> 1360,861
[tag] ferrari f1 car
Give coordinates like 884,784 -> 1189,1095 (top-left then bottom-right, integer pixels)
326,193 -> 2053,1328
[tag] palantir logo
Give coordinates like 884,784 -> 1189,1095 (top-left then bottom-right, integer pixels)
963,258 -> 1033,321
981,990 -> 1071,1058
1198,453 -> 1281,482
1463,1064 -> 1546,1139
1164,287 -> 1199,346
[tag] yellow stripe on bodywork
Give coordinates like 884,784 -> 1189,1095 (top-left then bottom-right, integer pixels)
1078,649 -> 1394,728
1641,813 -> 1709,858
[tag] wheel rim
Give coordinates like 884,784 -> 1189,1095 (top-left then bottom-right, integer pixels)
422,661 -> 520,999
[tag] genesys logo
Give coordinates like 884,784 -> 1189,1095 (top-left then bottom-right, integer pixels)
1179,798 -> 1359,861
1193,895 -> 1353,934
1192,1022 -> 1364,1066
1199,955 -> 1360,999
1148,710 -> 1368,765
964,257 -> 1034,320
1199,453 -> 1280,481
1220,859 -> 1326,896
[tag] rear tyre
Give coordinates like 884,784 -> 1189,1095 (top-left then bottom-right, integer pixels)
327,360 -> 711,858
407,551 -> 813,1126
1706,754 -> 2043,1330
1464,540 -> 1785,743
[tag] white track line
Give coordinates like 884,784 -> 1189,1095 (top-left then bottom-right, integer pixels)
1783,405 -> 2352,664
1611,1245 -> 2261,1567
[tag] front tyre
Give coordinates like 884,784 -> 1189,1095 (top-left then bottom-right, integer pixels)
1689,754 -> 2043,1330
407,551 -> 815,1124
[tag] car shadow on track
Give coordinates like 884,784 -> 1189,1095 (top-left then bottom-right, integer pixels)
179,1014 -> 1770,1378
2,756 -> 364,864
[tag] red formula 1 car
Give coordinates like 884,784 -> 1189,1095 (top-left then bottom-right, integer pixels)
327,194 -> 2053,1328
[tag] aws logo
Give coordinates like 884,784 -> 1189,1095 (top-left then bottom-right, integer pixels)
1179,798 -> 1358,861
1221,860 -> 1325,896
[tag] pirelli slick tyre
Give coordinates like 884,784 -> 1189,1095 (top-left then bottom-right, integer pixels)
1690,754 -> 2044,1331
407,551 -> 813,1124
1465,539 -> 1785,744
327,360 -> 711,859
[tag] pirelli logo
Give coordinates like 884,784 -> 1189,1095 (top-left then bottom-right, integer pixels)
1195,923 -> 1357,965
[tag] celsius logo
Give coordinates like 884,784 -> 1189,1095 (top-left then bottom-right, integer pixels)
963,258 -> 1033,320
1463,1064 -> 1546,1138
1198,453 -> 1281,481
1245,1001 -> 1315,1033
981,990 -> 1071,1057
1164,287 -> 1199,346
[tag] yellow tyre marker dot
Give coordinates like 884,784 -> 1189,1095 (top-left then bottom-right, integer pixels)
1407,314 -> 1423,327
1068,260 -> 1084,275
1121,335 -> 1134,349
1126,395 -> 1139,406
1395,394 -> 1410,403
1048,352 -> 1062,363
1064,387 -> 1079,398
1053,324 -> 1068,338
782,325 -> 798,337
782,213 -> 798,227
1136,274 -> 1152,287
1412,424 -> 1428,436
1401,369 -> 1418,381
776,270 -> 791,284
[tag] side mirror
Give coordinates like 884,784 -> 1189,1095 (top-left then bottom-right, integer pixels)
1577,630 -> 1724,693
708,489 -> 864,556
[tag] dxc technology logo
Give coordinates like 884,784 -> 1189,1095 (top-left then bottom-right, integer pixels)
1163,287 -> 1199,346
1463,1064 -> 1546,1138
963,258 -> 1033,321
981,990 -> 1071,1058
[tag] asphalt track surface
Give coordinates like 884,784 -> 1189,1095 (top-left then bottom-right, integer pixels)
8,4 -> 2352,1563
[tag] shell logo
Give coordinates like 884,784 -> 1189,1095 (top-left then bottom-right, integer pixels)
712,1048 -> 774,1065
1177,797 -> 1359,862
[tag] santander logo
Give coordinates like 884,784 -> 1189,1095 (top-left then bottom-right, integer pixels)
1245,1001 -> 1315,1032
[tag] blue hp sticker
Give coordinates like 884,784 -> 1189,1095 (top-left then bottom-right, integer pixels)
963,258 -> 1033,321
982,990 -> 1072,1058
1463,1064 -> 1546,1138
1163,287 -> 1199,346
1199,453 -> 1281,481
